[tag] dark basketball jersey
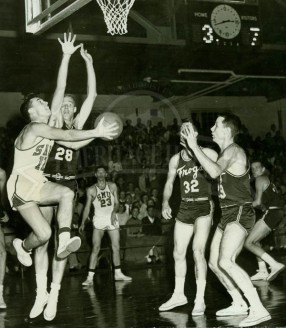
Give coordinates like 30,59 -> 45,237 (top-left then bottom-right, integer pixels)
44,124 -> 78,178
176,151 -> 211,199
218,168 -> 253,207
262,181 -> 284,209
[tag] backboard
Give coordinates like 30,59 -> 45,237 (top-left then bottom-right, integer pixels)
25,0 -> 93,35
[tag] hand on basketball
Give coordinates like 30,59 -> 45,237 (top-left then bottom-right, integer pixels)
162,202 -> 172,220
94,117 -> 119,140
181,123 -> 198,149
80,45 -> 93,64
58,32 -> 82,56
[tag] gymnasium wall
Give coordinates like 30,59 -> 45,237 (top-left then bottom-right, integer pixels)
0,92 -> 285,139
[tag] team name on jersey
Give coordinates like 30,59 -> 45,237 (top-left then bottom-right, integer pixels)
33,144 -> 52,157
33,144 -> 53,171
177,164 -> 203,179
97,191 -> 111,201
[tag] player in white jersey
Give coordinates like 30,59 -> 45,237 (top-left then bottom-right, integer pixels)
28,33 -> 99,322
7,94 -> 118,269
79,166 -> 132,285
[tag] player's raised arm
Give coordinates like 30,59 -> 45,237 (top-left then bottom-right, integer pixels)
49,33 -> 81,128
73,46 -> 97,130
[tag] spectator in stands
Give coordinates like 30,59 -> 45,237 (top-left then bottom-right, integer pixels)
141,205 -> 162,236
138,193 -> 149,220
108,153 -> 123,181
138,167 -> 150,193
127,206 -> 143,237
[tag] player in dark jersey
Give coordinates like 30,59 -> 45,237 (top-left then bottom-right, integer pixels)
79,166 -> 132,285
0,167 -> 9,309
159,121 -> 217,315
244,160 -> 285,282
182,114 -> 270,327
28,33 -> 101,321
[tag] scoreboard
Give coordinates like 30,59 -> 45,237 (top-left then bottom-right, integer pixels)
186,0 -> 261,47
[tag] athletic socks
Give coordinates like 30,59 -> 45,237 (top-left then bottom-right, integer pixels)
174,276 -> 185,295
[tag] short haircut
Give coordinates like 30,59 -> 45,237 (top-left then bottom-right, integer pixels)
20,93 -> 37,122
251,158 -> 268,169
220,113 -> 242,137
95,165 -> 107,172
64,94 -> 77,106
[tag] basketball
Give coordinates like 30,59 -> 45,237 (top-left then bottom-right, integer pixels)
94,112 -> 123,140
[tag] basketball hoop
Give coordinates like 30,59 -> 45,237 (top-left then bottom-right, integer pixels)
96,0 -> 135,35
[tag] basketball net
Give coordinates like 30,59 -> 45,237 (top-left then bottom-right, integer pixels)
96,0 -> 136,35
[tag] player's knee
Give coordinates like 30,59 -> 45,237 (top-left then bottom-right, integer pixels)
218,257 -> 232,271
111,244 -> 120,253
37,226 -> 52,244
208,258 -> 217,272
193,248 -> 204,261
60,187 -> 74,201
92,244 -> 100,254
173,249 -> 185,262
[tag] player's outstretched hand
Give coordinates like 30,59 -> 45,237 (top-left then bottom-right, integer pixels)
58,32 -> 82,56
94,117 -> 119,140
162,202 -> 172,220
80,45 -> 93,64
180,122 -> 198,149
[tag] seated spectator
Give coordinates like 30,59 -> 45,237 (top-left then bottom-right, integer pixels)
108,153 -> 123,181
117,203 -> 130,226
133,187 -> 142,203
138,193 -> 149,220
118,190 -> 126,204
125,193 -> 133,215
138,167 -> 150,193
141,205 -> 162,236
127,207 -> 143,237
115,175 -> 126,192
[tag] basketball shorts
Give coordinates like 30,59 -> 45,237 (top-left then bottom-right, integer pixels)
176,200 -> 214,225
7,174 -> 48,210
48,178 -> 78,193
92,215 -> 120,231
261,209 -> 283,230
218,203 -> 255,234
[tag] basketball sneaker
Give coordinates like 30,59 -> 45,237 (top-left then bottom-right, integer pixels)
13,238 -> 32,267
57,236 -> 81,259
82,276 -> 94,287
238,306 -> 271,327
267,263 -> 285,282
29,292 -> 49,318
192,300 -> 206,316
44,283 -> 60,321
216,302 -> 248,316
114,272 -> 132,281
250,270 -> 269,281
159,293 -> 188,311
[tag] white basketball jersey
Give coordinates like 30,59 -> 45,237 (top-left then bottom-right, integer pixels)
92,183 -> 118,230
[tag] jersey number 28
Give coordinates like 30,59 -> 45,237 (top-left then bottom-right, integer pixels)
55,147 -> 73,162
